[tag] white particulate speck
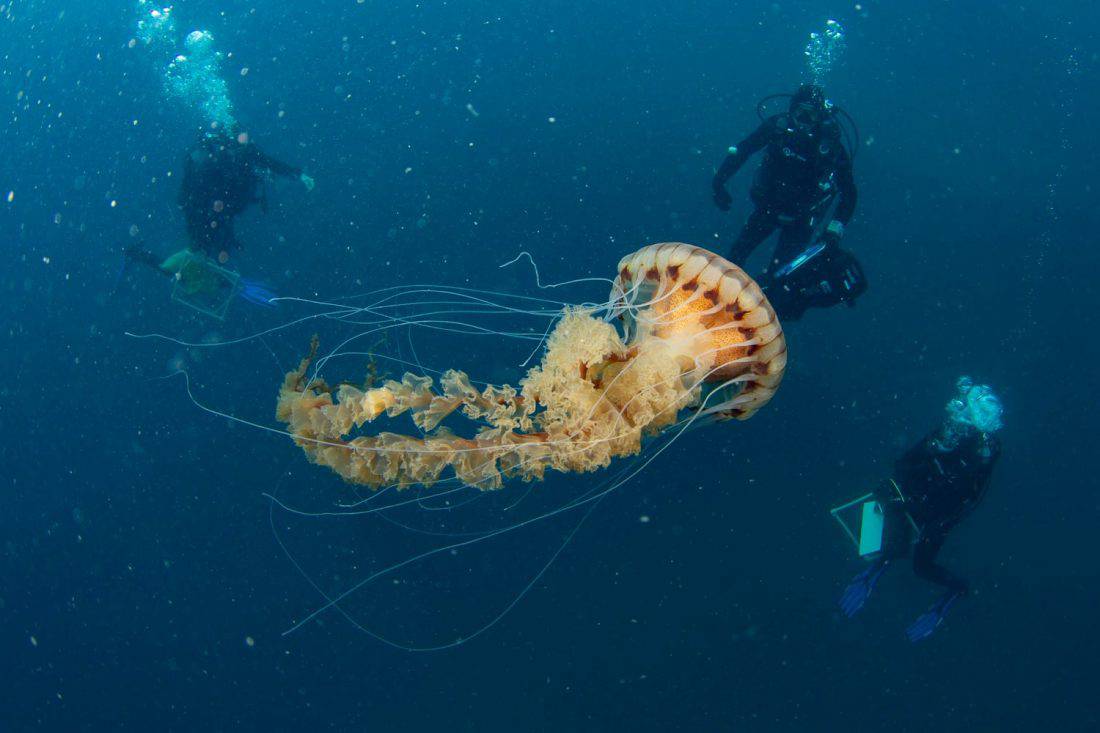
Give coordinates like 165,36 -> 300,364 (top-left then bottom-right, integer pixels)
6,191 -> 12,203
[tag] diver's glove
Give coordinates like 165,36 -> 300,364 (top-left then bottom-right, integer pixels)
300,172 -> 316,192
712,185 -> 732,212
905,588 -> 964,642
822,219 -> 844,247
839,559 -> 888,618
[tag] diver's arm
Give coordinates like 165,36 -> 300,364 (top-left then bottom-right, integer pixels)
251,147 -> 314,191
912,529 -> 969,594
712,151 -> 746,191
894,433 -> 934,485
251,147 -> 303,179
833,152 -> 857,225
973,438 -> 1001,503
712,119 -> 773,192
970,460 -> 996,507
820,149 -> 857,246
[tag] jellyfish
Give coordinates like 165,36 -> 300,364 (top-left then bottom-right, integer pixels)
128,241 -> 789,647
275,243 -> 786,492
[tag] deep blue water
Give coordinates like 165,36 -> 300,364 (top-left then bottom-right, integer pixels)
2,1 -> 1099,730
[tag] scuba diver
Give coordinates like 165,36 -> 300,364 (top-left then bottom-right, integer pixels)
122,132 -> 310,316
121,244 -> 277,315
178,130 -> 314,258
837,378 -> 1004,642
711,84 -> 865,321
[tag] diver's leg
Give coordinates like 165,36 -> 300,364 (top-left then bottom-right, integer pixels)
912,531 -> 968,594
761,284 -> 798,321
760,223 -> 813,321
729,208 -> 777,266
223,218 -> 240,251
200,216 -> 237,258
186,217 -> 218,258
124,245 -> 162,270
123,244 -> 171,277
906,532 -> 968,641
768,220 -> 815,274
764,219 -> 847,321
756,220 -> 808,322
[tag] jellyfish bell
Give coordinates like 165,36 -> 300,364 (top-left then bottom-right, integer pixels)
612,242 -> 786,421
276,243 -> 786,493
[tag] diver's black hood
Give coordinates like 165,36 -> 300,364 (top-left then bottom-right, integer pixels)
789,84 -> 827,114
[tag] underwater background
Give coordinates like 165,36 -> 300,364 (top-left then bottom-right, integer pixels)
2,0 -> 1098,730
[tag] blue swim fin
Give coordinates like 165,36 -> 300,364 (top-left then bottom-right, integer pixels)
906,589 -> 962,642
839,559 -> 888,618
238,278 -> 278,307
111,256 -> 131,296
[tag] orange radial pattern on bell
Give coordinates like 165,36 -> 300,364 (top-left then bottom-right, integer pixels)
613,242 -> 786,419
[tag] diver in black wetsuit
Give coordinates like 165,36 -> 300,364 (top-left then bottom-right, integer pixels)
712,84 -> 864,320
838,378 -> 1004,642
892,431 -> 999,594
178,131 -> 314,258
122,132 -> 311,311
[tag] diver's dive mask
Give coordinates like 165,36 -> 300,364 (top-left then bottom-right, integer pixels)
788,83 -> 832,133
790,102 -> 823,130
